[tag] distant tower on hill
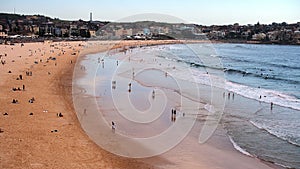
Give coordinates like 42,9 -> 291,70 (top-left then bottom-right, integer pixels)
90,12 -> 92,22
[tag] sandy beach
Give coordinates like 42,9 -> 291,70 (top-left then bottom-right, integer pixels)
0,40 -> 285,169
0,41 -> 161,169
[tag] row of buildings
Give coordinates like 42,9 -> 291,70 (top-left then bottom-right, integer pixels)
0,13 -> 106,39
202,22 -> 300,44
0,13 -> 299,44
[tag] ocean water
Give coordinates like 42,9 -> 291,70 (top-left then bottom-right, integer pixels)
80,42 -> 300,168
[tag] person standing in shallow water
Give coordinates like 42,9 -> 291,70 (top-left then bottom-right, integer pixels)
271,102 -> 274,110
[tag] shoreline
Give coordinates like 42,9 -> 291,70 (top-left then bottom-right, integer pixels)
74,43 -> 287,169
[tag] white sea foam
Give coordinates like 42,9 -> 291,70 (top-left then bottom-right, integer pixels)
181,67 -> 300,111
250,120 -> 300,147
225,81 -> 300,111
127,45 -> 300,111
229,136 -> 253,157
274,162 -> 292,169
204,104 -> 215,113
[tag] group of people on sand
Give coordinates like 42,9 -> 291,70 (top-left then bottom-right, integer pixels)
28,97 -> 35,103
12,85 -> 25,91
223,91 -> 234,100
0,42 -> 85,136
26,71 -> 33,76
0,53 -> 7,65
1,60 -> 6,65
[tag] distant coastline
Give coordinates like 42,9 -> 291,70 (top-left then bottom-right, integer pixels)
212,39 -> 300,45
1,13 -> 299,45
2,38 -> 299,46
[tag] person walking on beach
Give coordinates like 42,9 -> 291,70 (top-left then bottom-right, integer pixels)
152,90 -> 155,99
112,121 -> 116,131
171,109 -> 176,122
128,83 -> 132,92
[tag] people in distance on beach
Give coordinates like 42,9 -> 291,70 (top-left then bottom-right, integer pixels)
12,99 -> 18,104
271,102 -> 274,110
26,71 -> 32,76
112,81 -> 116,90
1,60 -> 6,65
171,109 -> 177,122
28,97 -> 35,103
112,121 -> 116,131
128,83 -> 132,92
57,112 -> 63,117
152,90 -> 155,99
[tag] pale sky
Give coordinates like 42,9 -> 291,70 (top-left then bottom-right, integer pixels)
0,0 -> 299,25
